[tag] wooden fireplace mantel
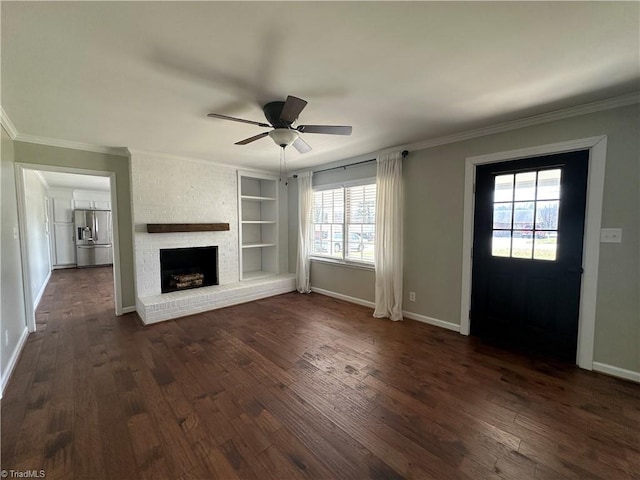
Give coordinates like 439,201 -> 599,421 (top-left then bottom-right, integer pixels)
146,223 -> 230,233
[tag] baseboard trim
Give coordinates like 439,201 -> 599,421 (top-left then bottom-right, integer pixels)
310,287 -> 375,309
309,287 -> 461,333
402,310 -> 461,332
121,306 -> 136,314
33,270 -> 52,311
592,362 -> 640,383
0,327 -> 30,398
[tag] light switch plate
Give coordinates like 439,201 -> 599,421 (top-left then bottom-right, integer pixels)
600,228 -> 622,243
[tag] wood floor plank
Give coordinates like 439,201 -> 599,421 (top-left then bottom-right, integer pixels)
2,266 -> 639,479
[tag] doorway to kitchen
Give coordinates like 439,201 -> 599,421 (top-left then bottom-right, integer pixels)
15,163 -> 122,333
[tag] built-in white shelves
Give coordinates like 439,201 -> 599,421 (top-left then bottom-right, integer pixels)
242,270 -> 279,281
238,172 -> 279,281
242,242 -> 277,248
241,195 -> 275,202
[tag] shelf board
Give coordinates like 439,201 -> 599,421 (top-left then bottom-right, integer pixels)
242,242 -> 277,249
242,270 -> 277,281
241,195 -> 276,202
147,223 -> 229,233
242,220 -> 276,224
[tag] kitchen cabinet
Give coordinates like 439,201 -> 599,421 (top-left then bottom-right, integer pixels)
74,199 -> 111,210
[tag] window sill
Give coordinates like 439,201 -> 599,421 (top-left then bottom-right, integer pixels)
310,256 -> 375,272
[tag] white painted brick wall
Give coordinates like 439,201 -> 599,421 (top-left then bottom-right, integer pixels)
136,274 -> 296,324
130,152 -> 239,298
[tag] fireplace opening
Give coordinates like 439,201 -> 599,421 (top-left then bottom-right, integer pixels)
160,246 -> 218,293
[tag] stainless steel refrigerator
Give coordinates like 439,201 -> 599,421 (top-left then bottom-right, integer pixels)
74,210 -> 113,267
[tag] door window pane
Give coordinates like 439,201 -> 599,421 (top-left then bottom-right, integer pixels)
514,172 -> 536,201
537,169 -> 561,200
512,235 -> 533,259
535,200 -> 559,230
513,202 -> 534,229
494,174 -> 514,202
534,236 -> 557,261
493,203 -> 512,229
492,230 -> 511,257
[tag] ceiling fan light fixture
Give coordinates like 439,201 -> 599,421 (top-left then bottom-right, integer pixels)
268,128 -> 299,148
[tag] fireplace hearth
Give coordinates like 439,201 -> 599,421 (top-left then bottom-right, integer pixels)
160,246 -> 218,293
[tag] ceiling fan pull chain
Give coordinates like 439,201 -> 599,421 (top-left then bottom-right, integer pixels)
283,147 -> 288,186
279,146 -> 284,183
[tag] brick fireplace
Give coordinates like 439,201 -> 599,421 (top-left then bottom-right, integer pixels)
130,150 -> 239,299
129,150 -> 294,325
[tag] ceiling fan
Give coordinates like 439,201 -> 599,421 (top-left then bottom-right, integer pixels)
207,95 -> 352,154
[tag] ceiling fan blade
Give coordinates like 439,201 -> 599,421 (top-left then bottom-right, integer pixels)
296,125 -> 352,135
207,113 -> 270,128
279,95 -> 308,123
292,136 -> 312,154
235,132 -> 269,145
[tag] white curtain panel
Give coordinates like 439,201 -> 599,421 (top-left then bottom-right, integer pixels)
374,151 -> 404,321
296,171 -> 313,293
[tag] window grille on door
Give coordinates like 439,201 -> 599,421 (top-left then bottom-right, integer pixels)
491,168 -> 561,261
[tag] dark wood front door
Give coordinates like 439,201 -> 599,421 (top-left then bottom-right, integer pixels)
470,150 -> 589,362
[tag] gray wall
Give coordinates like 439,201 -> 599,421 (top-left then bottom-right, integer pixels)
1,126 -> 28,389
13,142 -> 135,308
289,104 -> 640,373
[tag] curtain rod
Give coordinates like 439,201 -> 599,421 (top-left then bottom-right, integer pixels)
294,150 -> 408,177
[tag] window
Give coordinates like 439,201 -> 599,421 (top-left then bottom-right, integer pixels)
311,182 -> 376,264
491,168 -> 561,260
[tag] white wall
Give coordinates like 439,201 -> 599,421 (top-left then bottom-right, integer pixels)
130,152 -> 239,299
1,126 -> 28,394
23,170 -> 51,307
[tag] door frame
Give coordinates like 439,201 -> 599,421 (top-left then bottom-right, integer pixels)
15,163 -> 123,332
460,136 -> 607,370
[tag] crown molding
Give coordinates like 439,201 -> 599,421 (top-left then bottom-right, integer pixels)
385,91 -> 640,156
13,133 -> 129,157
0,106 -> 19,139
5,92 -> 639,168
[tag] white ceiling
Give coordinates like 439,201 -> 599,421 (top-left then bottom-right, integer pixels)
39,171 -> 111,192
2,2 -> 639,171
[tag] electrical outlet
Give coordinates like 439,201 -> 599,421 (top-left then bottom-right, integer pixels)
600,228 -> 622,243
409,291 -> 416,302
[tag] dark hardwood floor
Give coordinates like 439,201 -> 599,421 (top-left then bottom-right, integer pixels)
2,267 -> 639,480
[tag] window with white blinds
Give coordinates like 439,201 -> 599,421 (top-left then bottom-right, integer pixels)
311,183 -> 376,264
